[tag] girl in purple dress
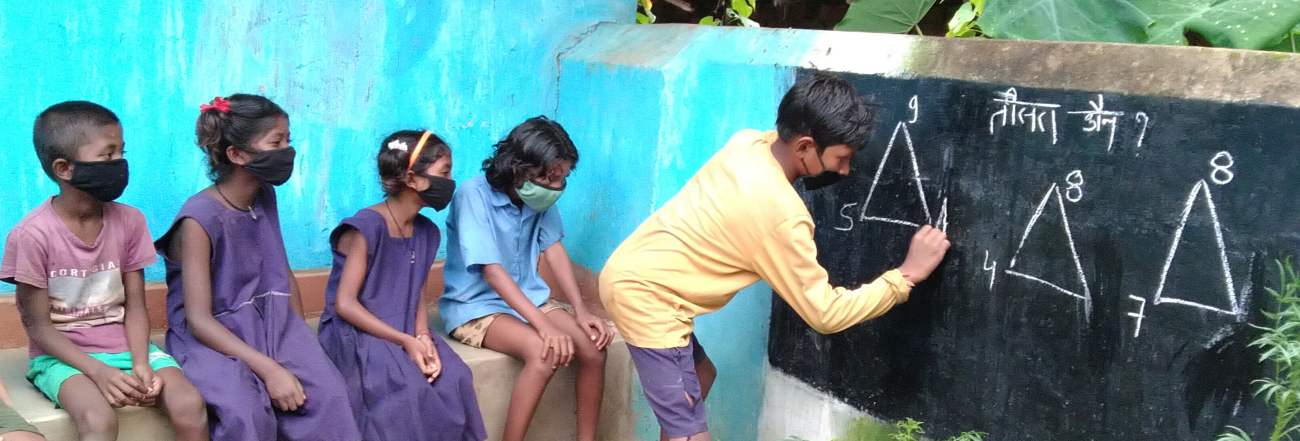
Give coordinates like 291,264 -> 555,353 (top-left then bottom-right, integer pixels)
317,130 -> 486,441
156,95 -> 361,441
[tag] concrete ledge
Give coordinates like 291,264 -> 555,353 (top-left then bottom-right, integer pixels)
564,24 -> 1300,107
758,366 -> 876,441
450,334 -> 635,441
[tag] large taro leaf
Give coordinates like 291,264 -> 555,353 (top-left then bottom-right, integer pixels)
835,0 -> 939,34
1262,23 -> 1300,51
977,0 -> 1154,43
1131,0 -> 1300,49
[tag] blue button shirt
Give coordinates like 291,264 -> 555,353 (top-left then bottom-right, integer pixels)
439,175 -> 565,333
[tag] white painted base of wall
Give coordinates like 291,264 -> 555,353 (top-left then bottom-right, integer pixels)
757,364 -> 873,441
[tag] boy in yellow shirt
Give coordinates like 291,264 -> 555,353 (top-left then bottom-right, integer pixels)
600,75 -> 951,441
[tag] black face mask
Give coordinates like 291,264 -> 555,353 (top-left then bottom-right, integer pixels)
69,159 -> 129,202
800,152 -> 845,191
418,174 -> 456,211
244,147 -> 296,186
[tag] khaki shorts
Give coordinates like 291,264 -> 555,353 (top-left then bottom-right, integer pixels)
0,401 -> 40,436
450,299 -> 571,348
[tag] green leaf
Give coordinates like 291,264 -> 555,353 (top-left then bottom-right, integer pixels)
637,0 -> 656,24
732,0 -> 756,17
1130,0 -> 1300,50
700,16 -> 721,26
1261,24 -> 1300,52
1215,425 -> 1253,441
978,0 -> 1153,43
945,431 -> 987,441
946,2 -> 979,37
726,8 -> 761,27
836,0 -> 940,34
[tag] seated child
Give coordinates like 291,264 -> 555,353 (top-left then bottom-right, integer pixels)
440,116 -> 612,441
317,130 -> 486,440
1,101 -> 208,441
155,95 -> 360,441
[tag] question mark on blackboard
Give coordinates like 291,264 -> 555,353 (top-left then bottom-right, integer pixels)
1134,112 -> 1150,148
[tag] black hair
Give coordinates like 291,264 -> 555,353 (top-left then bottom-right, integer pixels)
776,74 -> 875,151
32,101 -> 121,181
378,130 -> 451,197
195,94 -> 288,182
482,116 -> 579,192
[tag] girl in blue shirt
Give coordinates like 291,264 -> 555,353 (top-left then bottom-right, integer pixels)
439,116 -> 611,441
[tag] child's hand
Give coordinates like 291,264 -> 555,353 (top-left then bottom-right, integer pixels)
257,363 -> 306,412
146,374 -> 164,405
896,225 -> 951,285
89,365 -> 146,408
404,335 -> 438,382
132,363 -> 163,407
536,324 -> 574,368
417,334 -> 442,383
576,312 -> 612,351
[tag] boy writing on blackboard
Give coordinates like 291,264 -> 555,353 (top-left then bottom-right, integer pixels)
600,74 -> 951,441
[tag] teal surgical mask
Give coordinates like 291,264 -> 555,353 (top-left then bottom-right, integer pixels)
517,180 -> 564,212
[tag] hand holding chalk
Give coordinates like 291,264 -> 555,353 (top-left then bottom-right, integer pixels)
897,225 -> 950,285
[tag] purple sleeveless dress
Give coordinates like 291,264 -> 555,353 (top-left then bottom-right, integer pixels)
156,184 -> 361,441
317,208 -> 486,441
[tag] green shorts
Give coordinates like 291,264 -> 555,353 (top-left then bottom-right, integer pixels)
27,343 -> 181,407
0,402 -> 40,435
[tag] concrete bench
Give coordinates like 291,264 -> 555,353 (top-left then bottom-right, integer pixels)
0,261 -> 636,440
1,336 -> 178,441
2,329 -> 636,441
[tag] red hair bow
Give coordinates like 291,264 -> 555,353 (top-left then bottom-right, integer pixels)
200,96 -> 230,114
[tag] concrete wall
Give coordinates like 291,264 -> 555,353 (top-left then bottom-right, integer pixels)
0,0 -> 631,288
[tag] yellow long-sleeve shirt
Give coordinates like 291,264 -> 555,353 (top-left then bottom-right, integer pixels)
600,129 -> 913,349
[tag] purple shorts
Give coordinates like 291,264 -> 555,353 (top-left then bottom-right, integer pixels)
627,334 -> 710,438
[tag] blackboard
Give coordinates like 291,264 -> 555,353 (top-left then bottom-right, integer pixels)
768,68 -> 1300,440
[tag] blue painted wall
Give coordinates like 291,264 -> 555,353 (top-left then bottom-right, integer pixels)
0,0 -> 631,289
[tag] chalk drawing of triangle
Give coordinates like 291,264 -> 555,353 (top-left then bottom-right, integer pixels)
1004,183 -> 1093,316
1153,180 -> 1239,316
859,122 -> 935,228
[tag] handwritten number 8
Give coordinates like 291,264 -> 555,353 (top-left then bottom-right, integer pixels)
1065,170 -> 1084,202
1210,152 -> 1234,185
